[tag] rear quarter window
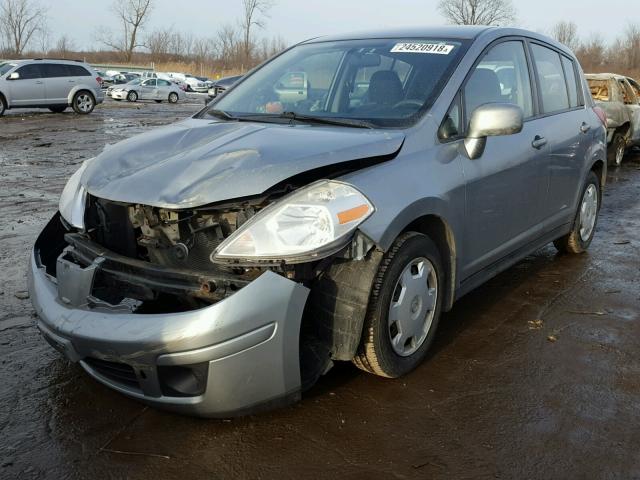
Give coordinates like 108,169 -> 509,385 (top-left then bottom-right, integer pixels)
68,65 -> 92,77
561,56 -> 580,107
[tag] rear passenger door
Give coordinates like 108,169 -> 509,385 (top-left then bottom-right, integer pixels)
529,43 -> 592,229
41,63 -> 71,103
457,39 -> 547,278
9,64 -> 45,106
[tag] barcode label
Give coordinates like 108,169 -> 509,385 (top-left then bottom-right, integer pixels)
391,43 -> 455,55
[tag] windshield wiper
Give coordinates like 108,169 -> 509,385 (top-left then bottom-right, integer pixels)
280,111 -> 374,129
207,109 -> 237,120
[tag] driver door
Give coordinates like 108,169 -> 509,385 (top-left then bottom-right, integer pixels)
9,64 -> 45,106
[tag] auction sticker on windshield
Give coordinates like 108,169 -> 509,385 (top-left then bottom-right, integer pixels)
391,43 -> 455,54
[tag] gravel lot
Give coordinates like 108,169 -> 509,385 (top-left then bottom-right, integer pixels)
1,97 -> 639,479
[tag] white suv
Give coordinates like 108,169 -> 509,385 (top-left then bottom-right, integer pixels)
0,59 -> 104,116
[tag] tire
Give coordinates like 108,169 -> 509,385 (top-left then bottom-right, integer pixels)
553,171 -> 601,254
353,232 -> 444,378
127,91 -> 138,102
0,95 -> 6,116
48,106 -> 67,113
168,92 -> 179,104
607,132 -> 626,167
72,91 -> 95,114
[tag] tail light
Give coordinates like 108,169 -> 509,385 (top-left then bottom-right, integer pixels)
96,76 -> 103,86
593,106 -> 607,127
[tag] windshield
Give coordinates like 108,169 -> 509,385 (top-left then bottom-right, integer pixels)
205,38 -> 469,127
0,62 -> 16,77
126,78 -> 142,86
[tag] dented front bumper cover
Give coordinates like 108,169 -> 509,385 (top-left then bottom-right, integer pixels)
28,228 -> 309,417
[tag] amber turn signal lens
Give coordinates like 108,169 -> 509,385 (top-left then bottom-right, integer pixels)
337,204 -> 370,225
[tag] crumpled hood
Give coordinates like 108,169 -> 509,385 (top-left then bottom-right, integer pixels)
82,118 -> 405,209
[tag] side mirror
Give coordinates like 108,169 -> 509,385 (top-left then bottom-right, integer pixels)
7,72 -> 20,80
464,103 -> 524,159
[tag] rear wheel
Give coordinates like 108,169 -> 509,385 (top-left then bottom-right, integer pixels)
353,232 -> 443,378
168,92 -> 179,104
554,171 -> 600,254
48,105 -> 67,113
608,132 -> 626,166
72,91 -> 95,114
127,91 -> 138,102
0,95 -> 6,116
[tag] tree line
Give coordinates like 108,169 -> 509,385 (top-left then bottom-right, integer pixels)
0,0 -> 284,76
2,0 -> 640,79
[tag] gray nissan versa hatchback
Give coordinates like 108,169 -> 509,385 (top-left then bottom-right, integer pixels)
29,26 -> 606,417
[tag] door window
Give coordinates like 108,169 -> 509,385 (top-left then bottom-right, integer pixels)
142,79 -> 156,87
16,64 -> 42,79
618,80 -> 637,105
42,63 -> 70,78
627,78 -> 640,100
464,41 -> 533,121
531,44 -> 570,114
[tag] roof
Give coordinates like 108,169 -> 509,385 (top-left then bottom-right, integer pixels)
302,25 -> 496,43
585,73 -> 628,80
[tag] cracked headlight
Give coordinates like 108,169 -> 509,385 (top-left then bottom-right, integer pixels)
211,180 -> 374,265
59,160 -> 90,229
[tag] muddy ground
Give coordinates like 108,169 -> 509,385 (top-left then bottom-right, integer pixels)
1,97 -> 639,480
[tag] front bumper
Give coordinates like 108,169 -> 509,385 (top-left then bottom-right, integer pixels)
110,90 -> 127,100
28,240 -> 309,417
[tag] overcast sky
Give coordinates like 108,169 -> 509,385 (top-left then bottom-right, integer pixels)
48,0 -> 636,50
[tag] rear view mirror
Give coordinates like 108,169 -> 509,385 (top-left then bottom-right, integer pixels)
349,53 -> 382,68
8,72 -> 19,80
275,71 -> 308,103
464,103 -> 523,159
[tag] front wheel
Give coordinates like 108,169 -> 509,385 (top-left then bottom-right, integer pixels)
0,95 -> 6,116
608,132 -> 626,167
127,91 -> 138,102
554,171 -> 601,254
168,92 -> 179,104
353,232 -> 443,378
72,91 -> 95,114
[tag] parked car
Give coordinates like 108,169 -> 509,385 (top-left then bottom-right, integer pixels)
29,26 -> 606,417
95,70 -> 115,88
106,78 -> 141,97
110,78 -> 185,103
111,73 -> 138,85
207,74 -> 242,100
0,59 -> 104,115
184,74 -> 209,92
585,73 -> 640,166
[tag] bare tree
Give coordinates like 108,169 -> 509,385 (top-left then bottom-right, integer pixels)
240,0 -> 273,64
53,35 -> 75,58
0,0 -> 47,55
146,27 -> 172,62
550,21 -> 579,51
97,0 -> 153,62
437,0 -> 515,26
575,33 -> 606,72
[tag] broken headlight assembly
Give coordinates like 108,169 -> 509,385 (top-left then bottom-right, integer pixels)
211,180 -> 374,265
59,159 -> 91,230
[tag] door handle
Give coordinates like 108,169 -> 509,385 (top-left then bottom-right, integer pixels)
580,123 -> 591,133
68,80 -> 75,83
35,81 -> 43,84
532,136 -> 547,149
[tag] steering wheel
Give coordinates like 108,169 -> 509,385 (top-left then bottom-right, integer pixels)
392,99 -> 424,110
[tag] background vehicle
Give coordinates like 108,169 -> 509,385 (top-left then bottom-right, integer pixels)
0,59 -> 104,115
586,73 -> 640,165
110,77 -> 185,103
95,70 -> 115,88
207,74 -> 242,100
184,74 -> 209,92
111,73 -> 138,85
106,78 -> 141,97
30,27 -> 606,417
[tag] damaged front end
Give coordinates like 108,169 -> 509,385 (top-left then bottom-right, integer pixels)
30,177 -> 383,416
